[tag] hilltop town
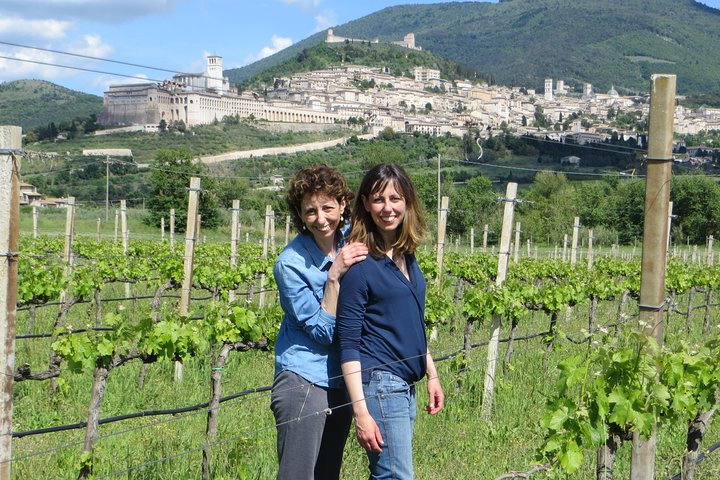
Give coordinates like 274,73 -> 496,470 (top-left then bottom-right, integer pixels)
100,31 -> 720,148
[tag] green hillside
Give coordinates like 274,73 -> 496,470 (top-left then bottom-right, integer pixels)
234,41 -> 489,91
227,0 -> 720,97
0,79 -> 103,131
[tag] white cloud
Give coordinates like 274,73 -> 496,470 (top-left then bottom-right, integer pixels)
68,34 -> 113,59
282,0 -> 322,10
244,35 -> 294,64
0,0 -> 178,23
313,10 -> 336,32
0,49 -> 72,82
0,17 -> 71,39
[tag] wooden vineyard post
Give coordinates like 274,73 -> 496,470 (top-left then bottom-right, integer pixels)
120,200 -> 130,298
270,210 -> 276,253
570,217 -> 580,265
470,227 -> 475,254
513,222 -> 520,263
258,205 -> 272,308
436,196 -> 449,286
60,197 -> 76,305
285,215 -> 291,246
481,182 -> 517,420
666,202 -> 674,267
96,218 -> 101,241
0,126 -> 21,480
32,205 -> 38,239
196,214 -> 202,245
630,74 -> 676,480
587,229 -> 595,270
707,235 -> 714,267
170,208 -> 176,251
161,217 -> 165,242
114,209 -> 119,242
483,224 -> 489,252
229,200 -> 240,302
562,234 -> 568,262
177,177 -> 201,382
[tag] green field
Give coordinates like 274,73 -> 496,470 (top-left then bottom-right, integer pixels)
9,228 -> 720,479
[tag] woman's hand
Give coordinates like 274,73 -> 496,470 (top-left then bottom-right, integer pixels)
328,242 -> 368,281
354,412 -> 384,453
426,376 -> 444,415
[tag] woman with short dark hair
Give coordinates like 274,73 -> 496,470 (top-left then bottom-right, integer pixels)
271,163 -> 368,480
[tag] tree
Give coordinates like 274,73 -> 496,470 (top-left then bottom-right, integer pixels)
379,127 -> 397,141
671,174 -> 720,244
449,176 -> 497,234
145,148 -> 220,231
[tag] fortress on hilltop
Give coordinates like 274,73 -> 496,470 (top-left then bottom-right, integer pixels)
325,29 -> 421,50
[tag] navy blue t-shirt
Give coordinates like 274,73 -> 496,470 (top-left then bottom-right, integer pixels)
337,253 -> 428,384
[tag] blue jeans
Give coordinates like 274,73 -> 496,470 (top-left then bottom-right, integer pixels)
363,370 -> 417,480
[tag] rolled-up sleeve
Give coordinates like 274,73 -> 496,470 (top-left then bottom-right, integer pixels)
274,260 -> 336,345
336,264 -> 368,364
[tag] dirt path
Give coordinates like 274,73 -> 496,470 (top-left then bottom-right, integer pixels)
199,133 -> 374,164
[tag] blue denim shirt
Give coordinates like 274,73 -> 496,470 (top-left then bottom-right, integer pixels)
273,227 -> 347,388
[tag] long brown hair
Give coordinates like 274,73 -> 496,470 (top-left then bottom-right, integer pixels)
348,163 -> 426,258
285,163 -> 353,233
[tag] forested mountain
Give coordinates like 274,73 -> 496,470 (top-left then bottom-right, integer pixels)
226,0 -> 720,98
0,79 -> 103,131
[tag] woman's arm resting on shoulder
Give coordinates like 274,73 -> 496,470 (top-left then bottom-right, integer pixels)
341,360 -> 384,453
320,242 -> 367,316
425,350 -> 444,415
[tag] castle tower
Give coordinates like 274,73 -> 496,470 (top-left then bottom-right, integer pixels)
207,55 -> 224,93
544,78 -> 553,100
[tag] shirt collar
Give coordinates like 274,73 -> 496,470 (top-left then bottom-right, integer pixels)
298,232 -> 335,270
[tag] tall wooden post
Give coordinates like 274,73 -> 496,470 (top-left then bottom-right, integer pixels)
113,209 -> 119,242
706,235 -> 714,266
481,182 -> 517,420
96,218 -> 101,241
631,74 -> 676,480
587,229 -> 595,270
571,217 -> 580,265
513,222 -> 521,263
177,178 -> 201,381
0,126 -> 21,480
483,224 -> 489,252
258,205 -> 272,308
470,227 -> 475,254
436,196 -> 449,285
229,200 -> 240,302
169,208 -> 176,251
32,205 -> 38,239
161,217 -> 165,242
120,200 -> 130,298
285,215 -> 291,246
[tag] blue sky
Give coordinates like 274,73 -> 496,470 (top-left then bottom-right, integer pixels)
1,0 -> 719,96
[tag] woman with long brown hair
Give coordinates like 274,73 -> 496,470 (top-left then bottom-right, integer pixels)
337,163 -> 444,479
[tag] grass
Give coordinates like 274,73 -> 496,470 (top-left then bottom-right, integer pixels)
10,260 -> 720,479
9,212 -> 720,479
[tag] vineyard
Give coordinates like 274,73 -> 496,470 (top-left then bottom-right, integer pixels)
4,216 -> 720,479
2,77 -> 720,479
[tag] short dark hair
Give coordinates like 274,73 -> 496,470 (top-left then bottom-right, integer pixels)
348,163 -> 426,257
285,163 -> 353,232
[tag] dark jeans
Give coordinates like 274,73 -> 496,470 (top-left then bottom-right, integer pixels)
271,370 -> 352,480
